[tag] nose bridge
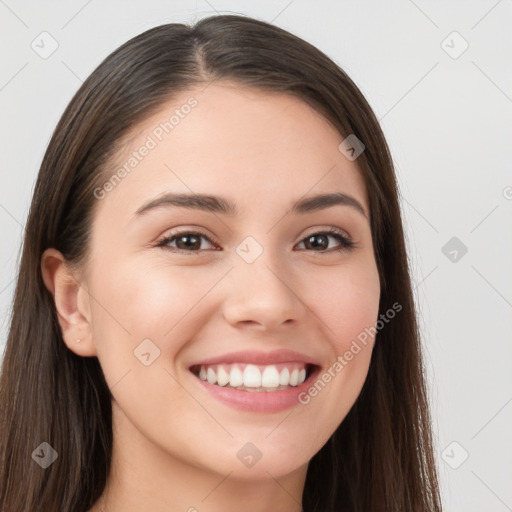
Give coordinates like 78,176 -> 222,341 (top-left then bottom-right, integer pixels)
222,234 -> 302,327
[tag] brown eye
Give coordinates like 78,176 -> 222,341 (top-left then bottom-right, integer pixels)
156,231 -> 216,253
296,229 -> 355,253
156,227 -> 355,255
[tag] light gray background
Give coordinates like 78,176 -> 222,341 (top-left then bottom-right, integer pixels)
1,1 -> 511,510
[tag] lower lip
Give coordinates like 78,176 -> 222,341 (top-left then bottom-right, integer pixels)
190,367 -> 321,413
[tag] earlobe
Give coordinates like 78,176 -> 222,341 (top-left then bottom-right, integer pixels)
41,248 -> 97,356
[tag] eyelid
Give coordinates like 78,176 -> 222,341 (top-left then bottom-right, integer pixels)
157,225 -> 220,244
302,225 -> 351,239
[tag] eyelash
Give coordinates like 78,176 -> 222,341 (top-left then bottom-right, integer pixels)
155,227 -> 356,255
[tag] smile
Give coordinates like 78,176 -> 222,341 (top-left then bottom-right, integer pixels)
190,362 -> 311,391
189,363 -> 322,413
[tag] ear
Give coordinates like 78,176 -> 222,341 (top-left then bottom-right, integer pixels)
41,248 -> 97,357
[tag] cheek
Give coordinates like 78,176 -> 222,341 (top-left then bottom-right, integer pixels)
86,260 -> 201,418
294,262 -> 379,434
310,260 -> 381,352
97,258 -> 213,338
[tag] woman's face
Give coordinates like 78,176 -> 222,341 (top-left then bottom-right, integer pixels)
78,82 -> 380,479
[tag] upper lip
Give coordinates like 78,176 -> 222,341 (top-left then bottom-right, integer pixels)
188,349 -> 321,368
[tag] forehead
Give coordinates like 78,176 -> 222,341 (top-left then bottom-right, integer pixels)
97,82 -> 369,221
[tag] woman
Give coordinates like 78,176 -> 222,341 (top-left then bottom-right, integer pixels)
0,14 -> 442,512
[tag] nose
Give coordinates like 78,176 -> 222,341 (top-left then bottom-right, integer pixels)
222,251 -> 305,331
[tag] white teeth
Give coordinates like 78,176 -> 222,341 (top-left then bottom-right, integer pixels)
206,367 -> 217,384
243,364 -> 261,387
195,363 -> 310,390
216,365 -> 230,386
229,366 -> 244,387
279,367 -> 290,386
261,366 -> 280,388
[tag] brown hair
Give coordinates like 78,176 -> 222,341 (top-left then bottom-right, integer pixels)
0,14 -> 442,511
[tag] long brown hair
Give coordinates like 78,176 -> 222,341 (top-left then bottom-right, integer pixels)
0,14 -> 442,511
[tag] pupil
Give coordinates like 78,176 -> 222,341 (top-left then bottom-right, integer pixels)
307,234 -> 327,250
178,234 -> 199,250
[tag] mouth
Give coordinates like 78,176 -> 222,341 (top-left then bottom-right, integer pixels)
189,362 -> 320,392
186,349 -> 323,412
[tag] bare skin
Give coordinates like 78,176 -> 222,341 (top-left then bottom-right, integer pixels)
42,81 -> 380,512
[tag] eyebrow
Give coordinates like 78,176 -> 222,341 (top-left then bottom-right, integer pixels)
135,192 -> 368,219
